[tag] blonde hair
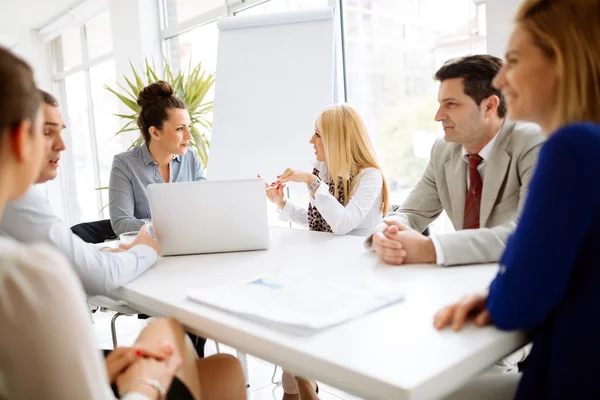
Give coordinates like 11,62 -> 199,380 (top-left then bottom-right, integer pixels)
515,0 -> 600,126
316,104 -> 390,214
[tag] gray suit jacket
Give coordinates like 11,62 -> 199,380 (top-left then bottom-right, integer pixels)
376,120 -> 545,266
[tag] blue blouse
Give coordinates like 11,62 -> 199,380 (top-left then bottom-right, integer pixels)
487,123 -> 600,399
108,144 -> 206,236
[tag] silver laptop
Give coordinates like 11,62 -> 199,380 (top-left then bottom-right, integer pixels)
148,179 -> 270,256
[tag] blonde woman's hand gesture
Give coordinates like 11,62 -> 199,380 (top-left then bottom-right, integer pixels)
259,174 -> 286,209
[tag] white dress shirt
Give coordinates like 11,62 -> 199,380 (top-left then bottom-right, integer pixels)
0,237 -> 150,400
0,186 -> 157,296
278,162 -> 384,236
430,132 -> 499,265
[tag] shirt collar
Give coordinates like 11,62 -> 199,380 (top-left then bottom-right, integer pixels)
141,143 -> 154,165
310,159 -> 328,178
461,126 -> 501,162
141,143 -> 182,165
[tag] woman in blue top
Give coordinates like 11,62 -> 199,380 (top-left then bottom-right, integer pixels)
434,0 -> 600,398
109,81 -> 206,236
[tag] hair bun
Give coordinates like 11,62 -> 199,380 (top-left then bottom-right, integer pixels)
137,80 -> 175,107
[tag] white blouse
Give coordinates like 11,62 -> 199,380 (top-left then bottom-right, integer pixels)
0,237 -> 150,400
278,162 -> 384,236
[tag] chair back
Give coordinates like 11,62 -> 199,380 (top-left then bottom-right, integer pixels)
71,219 -> 116,244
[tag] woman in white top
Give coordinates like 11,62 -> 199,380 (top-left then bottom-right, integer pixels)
0,47 -> 246,400
266,104 -> 389,399
267,104 -> 390,237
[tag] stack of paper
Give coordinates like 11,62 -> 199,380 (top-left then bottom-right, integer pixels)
187,272 -> 404,334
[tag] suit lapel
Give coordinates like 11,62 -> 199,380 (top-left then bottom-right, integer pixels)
445,145 -> 467,230
480,121 -> 514,226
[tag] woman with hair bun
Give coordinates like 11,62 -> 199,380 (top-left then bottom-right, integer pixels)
108,80 -> 209,357
109,80 -> 206,237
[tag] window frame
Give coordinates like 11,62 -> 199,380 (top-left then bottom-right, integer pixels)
50,10 -> 115,224
159,0 -> 340,45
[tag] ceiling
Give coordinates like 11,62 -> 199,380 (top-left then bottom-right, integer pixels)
0,0 -> 85,30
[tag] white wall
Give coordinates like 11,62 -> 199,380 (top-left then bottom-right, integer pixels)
4,32 -> 52,90
486,0 -> 522,58
108,0 -> 164,146
108,0 -> 163,78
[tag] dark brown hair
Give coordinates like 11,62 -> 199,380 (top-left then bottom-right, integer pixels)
435,55 -> 507,118
39,89 -> 59,107
137,80 -> 186,143
0,47 -> 41,142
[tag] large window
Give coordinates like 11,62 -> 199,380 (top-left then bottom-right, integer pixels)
50,0 -> 487,231
162,0 -> 485,231
51,10 -> 121,224
343,0 -> 486,233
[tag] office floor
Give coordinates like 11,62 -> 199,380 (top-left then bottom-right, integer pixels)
92,309 -> 362,400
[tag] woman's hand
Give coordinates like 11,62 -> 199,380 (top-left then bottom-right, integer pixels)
275,169 -> 314,185
433,291 -> 491,331
266,184 -> 286,209
259,174 -> 286,209
116,353 -> 182,399
105,342 -> 175,383
120,225 -> 161,255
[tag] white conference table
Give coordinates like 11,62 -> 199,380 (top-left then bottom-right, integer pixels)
112,227 -> 527,400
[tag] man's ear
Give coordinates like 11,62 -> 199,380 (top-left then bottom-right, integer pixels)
10,120 -> 33,162
483,95 -> 500,118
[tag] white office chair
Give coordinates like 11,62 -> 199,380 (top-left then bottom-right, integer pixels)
89,295 -> 138,348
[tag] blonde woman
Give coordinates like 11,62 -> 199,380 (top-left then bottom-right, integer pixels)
267,104 -> 389,237
434,0 -> 600,398
265,104 -> 389,399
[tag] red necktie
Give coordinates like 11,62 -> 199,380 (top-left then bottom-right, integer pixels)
463,154 -> 483,230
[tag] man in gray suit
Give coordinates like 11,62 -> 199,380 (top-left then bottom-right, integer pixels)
369,55 -> 545,267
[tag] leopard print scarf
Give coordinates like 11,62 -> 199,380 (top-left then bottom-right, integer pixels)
308,167 -> 354,232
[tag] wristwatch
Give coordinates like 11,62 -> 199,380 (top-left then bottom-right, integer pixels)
307,176 -> 321,192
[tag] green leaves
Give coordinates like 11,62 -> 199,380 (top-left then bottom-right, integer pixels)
105,59 -> 215,167
104,84 -> 138,112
